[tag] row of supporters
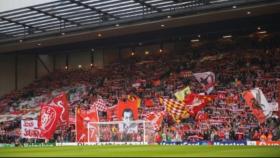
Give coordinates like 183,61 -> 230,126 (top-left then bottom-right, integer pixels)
20,87 -> 278,142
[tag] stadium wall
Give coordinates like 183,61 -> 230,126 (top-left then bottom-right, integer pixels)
0,50 -> 105,97
0,55 -> 15,97
0,54 -> 54,96
0,41 -> 185,97
17,54 -> 36,89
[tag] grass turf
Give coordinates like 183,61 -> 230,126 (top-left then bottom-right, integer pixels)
0,145 -> 279,157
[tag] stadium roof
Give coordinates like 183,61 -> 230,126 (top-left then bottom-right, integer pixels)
0,0 -> 275,44
0,0 -> 56,12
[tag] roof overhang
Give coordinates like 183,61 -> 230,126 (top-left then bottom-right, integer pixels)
0,1 -> 279,54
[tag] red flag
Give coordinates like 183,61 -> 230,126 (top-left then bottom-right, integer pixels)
76,108 -> 99,143
38,104 -> 62,139
184,93 -> 197,104
116,99 -> 138,121
184,93 -> 210,117
49,93 -> 69,125
145,111 -> 164,131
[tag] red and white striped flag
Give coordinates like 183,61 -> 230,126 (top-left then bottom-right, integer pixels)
91,98 -> 108,112
145,111 -> 165,131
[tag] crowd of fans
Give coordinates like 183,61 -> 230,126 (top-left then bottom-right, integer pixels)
0,38 -> 280,145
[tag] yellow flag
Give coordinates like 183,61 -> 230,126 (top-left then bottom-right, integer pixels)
175,86 -> 191,101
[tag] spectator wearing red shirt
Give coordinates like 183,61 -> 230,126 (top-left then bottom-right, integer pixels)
155,132 -> 162,144
252,130 -> 260,140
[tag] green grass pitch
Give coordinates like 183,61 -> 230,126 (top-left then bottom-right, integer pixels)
0,145 -> 279,157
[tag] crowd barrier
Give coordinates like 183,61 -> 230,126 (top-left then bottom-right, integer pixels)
161,140 -> 246,146
22,142 -> 55,147
247,141 -> 280,146
1,141 -> 280,147
0,144 -> 15,147
56,142 -> 148,146
56,141 -> 280,146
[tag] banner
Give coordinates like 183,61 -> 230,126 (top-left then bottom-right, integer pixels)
116,99 -> 139,121
38,104 -> 62,139
174,86 -> 191,102
21,120 -> 42,139
193,72 -> 215,94
48,93 -> 69,125
76,108 -> 99,143
256,141 -> 280,146
116,98 -> 139,133
213,141 -> 247,146
243,88 -> 273,123
0,144 -> 15,148
23,142 -> 55,147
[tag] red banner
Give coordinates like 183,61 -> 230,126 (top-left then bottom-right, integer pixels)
38,104 -> 62,139
48,93 -> 69,125
116,99 -> 138,121
76,108 -> 99,143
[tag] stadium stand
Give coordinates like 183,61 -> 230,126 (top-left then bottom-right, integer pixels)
0,2 -> 280,155
0,35 -> 279,145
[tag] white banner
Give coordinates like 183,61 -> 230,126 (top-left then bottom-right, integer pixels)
270,102 -> 279,111
193,72 -> 215,94
21,120 -> 42,139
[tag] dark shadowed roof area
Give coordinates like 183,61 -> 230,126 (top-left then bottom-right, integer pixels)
0,0 -> 275,44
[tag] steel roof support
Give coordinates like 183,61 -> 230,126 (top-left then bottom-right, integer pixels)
134,0 -> 163,13
0,17 -> 45,33
68,0 -> 120,20
28,7 -> 81,27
